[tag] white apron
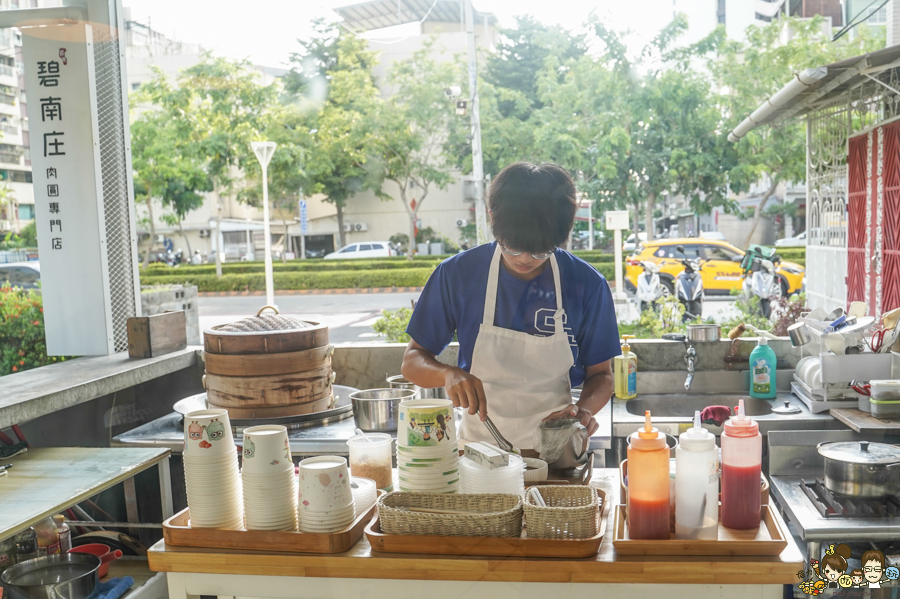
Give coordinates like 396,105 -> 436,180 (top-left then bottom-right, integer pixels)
460,246 -> 575,450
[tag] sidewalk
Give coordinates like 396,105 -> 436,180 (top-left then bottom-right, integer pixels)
198,286 -> 424,297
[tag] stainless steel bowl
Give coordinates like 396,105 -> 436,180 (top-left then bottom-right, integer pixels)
686,324 -> 721,342
350,388 -> 416,432
385,375 -> 416,390
1,553 -> 101,599
787,322 -> 812,347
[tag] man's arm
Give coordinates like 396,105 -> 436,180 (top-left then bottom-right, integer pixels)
542,360 -> 613,436
401,339 -> 488,420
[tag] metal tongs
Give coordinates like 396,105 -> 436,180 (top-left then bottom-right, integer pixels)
483,415 -> 519,455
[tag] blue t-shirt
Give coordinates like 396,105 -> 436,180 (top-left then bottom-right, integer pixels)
406,242 -> 621,387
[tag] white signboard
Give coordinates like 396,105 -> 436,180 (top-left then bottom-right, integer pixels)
22,24 -> 114,355
605,210 -> 630,230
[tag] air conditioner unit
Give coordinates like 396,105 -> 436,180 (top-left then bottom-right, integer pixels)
343,223 -> 353,232
154,234 -> 165,243
198,229 -> 210,238
354,222 -> 368,232
455,218 -> 467,227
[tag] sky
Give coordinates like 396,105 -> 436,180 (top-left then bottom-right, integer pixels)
122,0 -> 677,69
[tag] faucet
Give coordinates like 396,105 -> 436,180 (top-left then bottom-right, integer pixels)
684,345 -> 697,391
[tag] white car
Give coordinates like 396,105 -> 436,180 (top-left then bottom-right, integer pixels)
324,241 -> 395,260
622,232 -> 647,252
775,231 -> 807,247
0,261 -> 41,289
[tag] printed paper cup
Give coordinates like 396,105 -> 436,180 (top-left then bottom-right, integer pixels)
184,409 -> 234,455
397,399 -> 456,448
241,425 -> 293,473
298,456 -> 353,511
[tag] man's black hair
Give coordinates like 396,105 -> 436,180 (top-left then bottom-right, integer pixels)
488,162 -> 576,253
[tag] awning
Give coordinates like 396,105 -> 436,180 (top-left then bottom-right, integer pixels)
728,43 -> 900,142
332,0 -> 496,32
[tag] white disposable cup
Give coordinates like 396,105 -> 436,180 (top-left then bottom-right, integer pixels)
298,456 -> 353,511
241,425 -> 293,473
397,399 -> 456,448
184,409 -> 235,455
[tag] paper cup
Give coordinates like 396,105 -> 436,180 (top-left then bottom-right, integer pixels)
397,399 -> 456,448
298,456 -> 353,511
184,409 -> 235,455
241,425 -> 293,473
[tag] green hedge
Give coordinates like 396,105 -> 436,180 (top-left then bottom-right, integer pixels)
588,263 -> 615,280
143,268 -> 435,292
144,259 -> 441,276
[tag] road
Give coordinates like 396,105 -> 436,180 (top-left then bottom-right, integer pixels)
199,292 -> 738,345
198,293 -> 421,345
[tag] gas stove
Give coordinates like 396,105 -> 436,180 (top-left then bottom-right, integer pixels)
800,478 -> 900,518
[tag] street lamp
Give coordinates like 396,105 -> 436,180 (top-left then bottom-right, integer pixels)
251,141 -> 277,307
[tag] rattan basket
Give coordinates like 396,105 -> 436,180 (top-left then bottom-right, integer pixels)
524,485 -> 600,539
377,492 -> 523,537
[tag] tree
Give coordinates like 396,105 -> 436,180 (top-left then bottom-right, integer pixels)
376,41 -> 464,258
284,28 -> 384,248
699,17 -> 883,247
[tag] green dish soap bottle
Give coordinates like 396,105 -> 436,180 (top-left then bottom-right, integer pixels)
615,335 -> 638,399
749,338 -> 777,399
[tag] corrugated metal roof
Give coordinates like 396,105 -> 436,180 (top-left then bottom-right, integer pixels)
333,0 -> 496,32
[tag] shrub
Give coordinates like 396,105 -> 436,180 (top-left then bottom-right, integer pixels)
143,268 -> 436,292
372,308 -> 413,343
0,286 -> 71,376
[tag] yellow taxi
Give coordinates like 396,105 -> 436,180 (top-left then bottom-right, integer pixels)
624,238 -> 805,297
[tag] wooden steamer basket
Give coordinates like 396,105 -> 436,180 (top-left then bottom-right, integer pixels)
202,306 -> 334,417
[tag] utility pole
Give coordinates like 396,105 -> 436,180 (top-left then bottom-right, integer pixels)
465,0 -> 489,245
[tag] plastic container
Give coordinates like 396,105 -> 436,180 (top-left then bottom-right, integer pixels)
675,411 -> 719,540
615,335 -> 638,399
626,410 -> 670,539
0,535 -> 15,574
870,399 -> 900,419
721,399 -> 761,531
14,528 -> 38,562
53,515 -> 71,553
749,338 -> 777,399
459,454 -> 525,496
870,380 -> 900,400
347,432 -> 393,491
35,516 -> 60,556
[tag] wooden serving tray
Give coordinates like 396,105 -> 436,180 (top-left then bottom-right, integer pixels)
163,498 -> 378,554
611,503 -> 788,556
365,489 -> 608,559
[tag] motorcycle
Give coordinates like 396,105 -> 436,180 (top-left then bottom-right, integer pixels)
636,260 -> 664,312
741,254 -> 779,318
673,245 -> 704,322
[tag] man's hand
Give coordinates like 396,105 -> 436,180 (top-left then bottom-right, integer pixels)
543,404 -> 599,436
443,367 -> 488,421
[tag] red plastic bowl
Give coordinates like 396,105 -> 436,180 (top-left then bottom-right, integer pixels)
68,543 -> 123,578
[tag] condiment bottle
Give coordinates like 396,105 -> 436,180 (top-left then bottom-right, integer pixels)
749,338 -> 777,399
15,527 -> 38,562
614,335 -> 638,399
627,410 -> 670,539
676,410 -> 719,540
53,515 -> 71,553
35,516 -> 60,556
721,399 -> 761,530
0,535 -> 15,574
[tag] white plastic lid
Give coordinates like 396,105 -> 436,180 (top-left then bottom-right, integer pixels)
758,337 -> 768,346
679,410 -> 715,451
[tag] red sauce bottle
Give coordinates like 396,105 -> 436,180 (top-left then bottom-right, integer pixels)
721,399 -> 761,530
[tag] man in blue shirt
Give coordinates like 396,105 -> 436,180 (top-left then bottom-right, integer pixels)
401,162 -> 621,450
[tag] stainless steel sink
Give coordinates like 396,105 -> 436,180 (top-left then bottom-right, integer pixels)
624,395 -> 772,417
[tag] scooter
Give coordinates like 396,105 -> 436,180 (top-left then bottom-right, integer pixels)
674,245 -> 704,322
636,261 -> 664,312
742,255 -> 779,318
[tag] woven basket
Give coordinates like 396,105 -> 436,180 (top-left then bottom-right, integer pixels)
524,485 -> 599,539
378,492 -> 523,537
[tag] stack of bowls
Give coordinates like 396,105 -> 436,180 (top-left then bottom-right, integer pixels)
396,399 -> 459,493
350,477 -> 378,513
459,453 -> 525,496
183,409 -> 243,529
241,425 -> 298,531
297,456 -> 355,533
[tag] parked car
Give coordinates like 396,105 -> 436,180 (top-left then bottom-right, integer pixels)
324,241 -> 395,260
0,261 -> 41,290
622,232 -> 647,252
699,231 -> 727,241
625,238 -> 804,297
775,231 -> 807,247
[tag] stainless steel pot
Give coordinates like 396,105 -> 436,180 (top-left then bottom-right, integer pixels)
685,324 -> 721,342
1,554 -> 100,599
817,441 -> 900,498
385,375 -> 415,390
350,388 -> 416,432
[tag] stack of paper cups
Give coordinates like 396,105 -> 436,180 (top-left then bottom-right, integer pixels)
395,399 -> 459,493
297,456 -> 355,533
183,409 -> 243,529
241,425 -> 298,531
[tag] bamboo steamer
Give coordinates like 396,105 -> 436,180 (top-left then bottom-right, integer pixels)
203,345 -> 333,377
205,368 -> 335,408
208,394 -> 335,419
204,306 -> 328,355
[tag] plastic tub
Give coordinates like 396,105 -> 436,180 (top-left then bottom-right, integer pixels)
870,399 -> 900,419
870,380 -> 900,401
347,433 -> 393,490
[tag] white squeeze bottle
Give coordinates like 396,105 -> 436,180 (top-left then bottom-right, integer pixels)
675,410 -> 719,540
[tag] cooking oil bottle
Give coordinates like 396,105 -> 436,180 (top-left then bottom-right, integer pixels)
615,335 -> 637,399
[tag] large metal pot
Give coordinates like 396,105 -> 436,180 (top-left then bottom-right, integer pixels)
350,388 -> 416,432
817,441 -> 900,498
1,553 -> 101,599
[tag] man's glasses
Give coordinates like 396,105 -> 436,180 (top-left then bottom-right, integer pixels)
499,243 -> 555,260
863,566 -> 883,573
